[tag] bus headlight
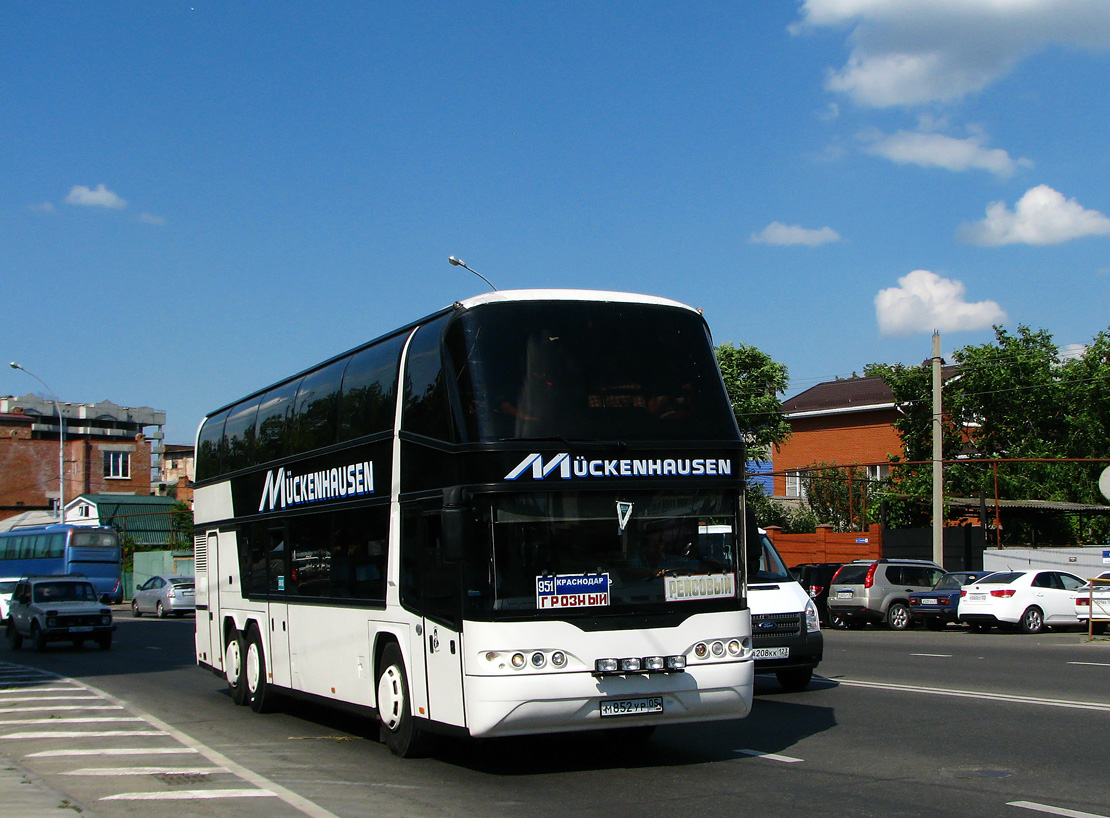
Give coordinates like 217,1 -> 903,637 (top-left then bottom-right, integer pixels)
530,651 -> 546,668
511,652 -> 526,669
551,651 -> 567,668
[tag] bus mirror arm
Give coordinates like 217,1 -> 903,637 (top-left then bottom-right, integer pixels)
441,487 -> 471,563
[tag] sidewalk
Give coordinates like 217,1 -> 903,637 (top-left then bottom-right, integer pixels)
0,753 -> 101,818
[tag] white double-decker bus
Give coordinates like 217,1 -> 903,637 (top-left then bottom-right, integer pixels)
193,290 -> 754,755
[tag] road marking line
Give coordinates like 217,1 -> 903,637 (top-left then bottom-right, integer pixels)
735,749 -> 804,763
838,679 -> 1110,712
102,788 -> 276,801
0,705 -> 123,713
64,766 -> 228,776
28,747 -> 200,758
77,679 -> 346,818
1008,800 -> 1110,817
909,653 -> 951,657
1067,662 -> 1110,668
0,716 -> 143,725
1,730 -> 166,739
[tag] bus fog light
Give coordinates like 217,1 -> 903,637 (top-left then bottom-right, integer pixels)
511,652 -> 526,669
693,642 -> 708,659
710,641 -> 725,657
727,639 -> 742,656
666,655 -> 686,670
530,651 -> 546,668
551,651 -> 567,668
620,657 -> 642,672
596,658 -> 618,673
644,656 -> 665,671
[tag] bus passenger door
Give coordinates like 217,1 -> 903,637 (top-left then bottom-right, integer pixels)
197,530 -> 221,669
264,527 -> 292,689
403,505 -> 466,728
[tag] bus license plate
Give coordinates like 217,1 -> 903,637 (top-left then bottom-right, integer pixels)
600,697 -> 663,718
753,647 -> 789,659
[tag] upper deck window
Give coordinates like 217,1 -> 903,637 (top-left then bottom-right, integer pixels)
446,301 -> 739,443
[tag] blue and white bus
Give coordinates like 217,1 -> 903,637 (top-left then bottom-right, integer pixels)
0,524 -> 123,604
193,289 -> 754,756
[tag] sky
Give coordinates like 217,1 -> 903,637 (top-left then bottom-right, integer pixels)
2,1 -> 1109,445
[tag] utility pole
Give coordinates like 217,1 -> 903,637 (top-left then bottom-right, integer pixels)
931,332 -> 944,567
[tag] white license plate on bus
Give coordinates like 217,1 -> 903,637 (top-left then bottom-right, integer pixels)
753,647 -> 789,659
68,626 -> 93,633
600,697 -> 663,718
836,590 -> 853,599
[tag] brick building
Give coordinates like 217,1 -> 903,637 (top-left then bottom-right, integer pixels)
0,393 -> 166,524
158,443 -> 195,505
773,375 -> 902,502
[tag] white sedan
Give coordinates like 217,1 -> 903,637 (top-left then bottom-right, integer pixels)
958,569 -> 1087,633
1075,570 -> 1110,636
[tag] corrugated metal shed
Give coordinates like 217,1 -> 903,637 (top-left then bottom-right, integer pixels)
70,494 -> 178,547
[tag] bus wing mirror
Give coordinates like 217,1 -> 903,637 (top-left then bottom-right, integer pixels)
440,508 -> 467,562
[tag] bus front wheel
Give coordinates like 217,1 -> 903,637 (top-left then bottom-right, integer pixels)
225,630 -> 249,706
376,642 -> 432,758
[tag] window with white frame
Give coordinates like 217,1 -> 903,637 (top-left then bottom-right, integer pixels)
865,464 -> 890,483
104,451 -> 131,479
785,471 -> 806,499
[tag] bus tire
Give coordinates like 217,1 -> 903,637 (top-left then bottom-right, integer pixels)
245,627 -> 276,714
7,624 -> 22,650
376,642 -> 431,758
225,629 -> 249,706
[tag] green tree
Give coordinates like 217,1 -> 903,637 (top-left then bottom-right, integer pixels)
867,325 -> 1110,542
715,342 -> 790,451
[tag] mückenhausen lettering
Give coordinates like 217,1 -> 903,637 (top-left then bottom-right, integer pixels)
258,461 -> 374,512
505,453 -> 732,481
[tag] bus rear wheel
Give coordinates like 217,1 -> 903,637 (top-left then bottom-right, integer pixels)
225,630 -> 249,706
376,642 -> 432,758
245,627 -> 276,713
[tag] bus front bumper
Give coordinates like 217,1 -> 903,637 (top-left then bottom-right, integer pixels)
463,659 -> 753,738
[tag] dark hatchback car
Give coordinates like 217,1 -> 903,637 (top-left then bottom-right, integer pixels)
908,571 -> 995,630
790,562 -> 844,627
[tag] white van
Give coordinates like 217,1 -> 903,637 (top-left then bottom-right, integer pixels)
701,523 -> 822,691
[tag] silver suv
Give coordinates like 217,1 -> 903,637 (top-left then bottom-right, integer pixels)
6,575 -> 115,651
827,559 -> 944,629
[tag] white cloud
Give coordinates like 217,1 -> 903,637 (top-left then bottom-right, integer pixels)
64,184 -> 127,209
793,0 -> 1110,107
751,222 -> 842,246
958,184 -> 1110,246
866,129 -> 1030,178
139,212 -> 167,226
874,269 -> 1007,337
28,201 -> 55,214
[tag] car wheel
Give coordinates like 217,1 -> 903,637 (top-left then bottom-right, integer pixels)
157,601 -> 167,619
1020,606 -> 1044,634
225,630 -> 249,706
245,627 -> 277,713
887,603 -> 911,630
131,599 -> 142,617
827,612 -> 845,629
377,642 -> 432,757
776,668 -> 814,692
31,621 -> 48,652
7,623 -> 22,650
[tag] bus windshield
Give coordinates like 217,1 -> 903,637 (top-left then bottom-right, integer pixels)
467,490 -> 739,618
446,301 -> 739,443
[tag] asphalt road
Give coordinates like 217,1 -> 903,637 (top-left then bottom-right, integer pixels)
2,614 -> 1108,818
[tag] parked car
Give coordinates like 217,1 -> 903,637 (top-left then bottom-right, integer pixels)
958,569 -> 1087,633
908,571 -> 995,630
827,558 -> 945,629
131,575 -> 196,618
790,562 -> 844,627
6,574 -> 114,651
0,577 -> 19,623
1075,570 -> 1110,635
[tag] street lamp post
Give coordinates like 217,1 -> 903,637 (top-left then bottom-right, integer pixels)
9,362 -> 66,523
